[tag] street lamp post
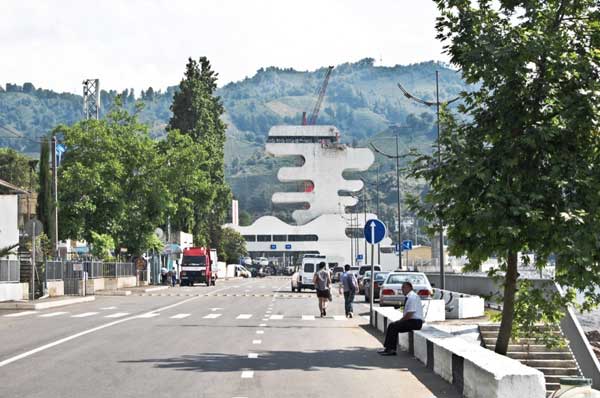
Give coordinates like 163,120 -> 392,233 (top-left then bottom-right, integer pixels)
397,71 -> 460,289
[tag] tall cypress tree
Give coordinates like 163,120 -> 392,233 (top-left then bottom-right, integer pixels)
36,138 -> 52,239
169,57 -> 231,247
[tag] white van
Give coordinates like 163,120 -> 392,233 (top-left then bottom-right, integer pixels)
298,254 -> 343,291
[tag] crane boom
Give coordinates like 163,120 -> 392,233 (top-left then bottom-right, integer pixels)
307,66 -> 334,125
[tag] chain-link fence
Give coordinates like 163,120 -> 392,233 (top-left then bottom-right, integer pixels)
0,260 -> 19,282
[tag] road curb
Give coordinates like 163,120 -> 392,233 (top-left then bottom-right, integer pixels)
0,296 -> 95,310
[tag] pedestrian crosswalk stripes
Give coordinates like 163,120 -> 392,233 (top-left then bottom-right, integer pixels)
236,314 -> 252,319
302,315 -> 315,321
269,315 -> 283,320
105,312 -> 129,318
71,312 -> 99,318
4,311 -> 38,317
143,293 -> 309,298
170,313 -> 190,319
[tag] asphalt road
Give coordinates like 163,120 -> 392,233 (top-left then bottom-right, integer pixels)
0,277 -> 460,398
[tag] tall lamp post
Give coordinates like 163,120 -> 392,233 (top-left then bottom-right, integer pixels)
397,71 -> 460,289
370,127 -> 409,270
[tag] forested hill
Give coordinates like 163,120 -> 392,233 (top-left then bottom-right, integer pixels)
0,58 -> 469,222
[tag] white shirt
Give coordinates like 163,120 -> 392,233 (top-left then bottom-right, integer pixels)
403,290 -> 423,320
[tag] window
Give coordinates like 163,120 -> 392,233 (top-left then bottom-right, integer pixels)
243,235 -> 256,242
288,234 -> 318,242
257,235 -> 272,242
386,274 -> 427,285
272,235 -> 287,242
303,263 -> 315,273
182,256 -> 206,265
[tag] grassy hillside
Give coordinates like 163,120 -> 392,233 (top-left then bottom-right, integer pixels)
0,58 -> 470,233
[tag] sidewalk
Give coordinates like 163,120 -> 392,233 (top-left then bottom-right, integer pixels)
94,285 -> 170,296
0,295 -> 95,310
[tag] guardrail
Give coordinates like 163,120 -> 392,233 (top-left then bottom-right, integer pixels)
0,260 -> 19,283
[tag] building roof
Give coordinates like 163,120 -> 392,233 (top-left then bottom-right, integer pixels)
268,125 -> 340,138
0,178 -> 29,194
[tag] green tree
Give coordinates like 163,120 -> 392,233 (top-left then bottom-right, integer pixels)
90,231 -> 115,261
56,98 -> 170,255
36,138 -> 53,241
168,57 -> 231,246
220,227 -> 247,263
411,0 -> 600,355
0,148 -> 34,189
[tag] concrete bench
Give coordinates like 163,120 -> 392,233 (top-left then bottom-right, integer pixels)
433,288 -> 485,319
372,307 -> 546,398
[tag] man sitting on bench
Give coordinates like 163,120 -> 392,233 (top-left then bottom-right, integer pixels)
378,281 -> 424,356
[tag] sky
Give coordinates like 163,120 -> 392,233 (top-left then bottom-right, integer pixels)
1,0 -> 446,95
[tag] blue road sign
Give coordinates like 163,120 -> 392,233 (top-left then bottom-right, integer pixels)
356,254 -> 364,261
270,244 -> 277,250
402,240 -> 413,251
395,243 -> 400,253
285,244 -> 292,250
364,219 -> 386,245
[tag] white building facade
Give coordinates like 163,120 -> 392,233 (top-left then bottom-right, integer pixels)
226,125 -> 398,269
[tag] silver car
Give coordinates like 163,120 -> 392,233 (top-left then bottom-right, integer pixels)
379,272 -> 433,307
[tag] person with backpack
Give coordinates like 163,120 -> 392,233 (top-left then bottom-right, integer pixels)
339,264 -> 358,318
313,262 -> 331,317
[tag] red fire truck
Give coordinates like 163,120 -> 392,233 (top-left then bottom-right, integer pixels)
180,247 -> 217,286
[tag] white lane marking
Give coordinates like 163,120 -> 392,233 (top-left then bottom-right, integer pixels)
269,315 -> 283,320
259,323 -> 267,327
203,313 -> 222,319
248,353 -> 259,359
333,315 -> 346,321
236,314 -> 252,319
210,308 -> 223,312
100,306 -> 117,310
232,286 -> 240,288
4,311 -> 38,318
241,371 -> 254,378
105,312 -> 130,318
252,340 -> 262,344
71,312 -> 99,318
265,310 -> 272,314
256,330 -> 264,334
137,312 -> 160,318
0,282 -> 250,368
39,312 -> 68,318
302,315 -> 315,321
170,313 -> 191,319
262,318 -> 269,321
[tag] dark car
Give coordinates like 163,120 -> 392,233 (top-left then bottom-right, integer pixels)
363,271 -> 390,302
331,266 -> 344,283
357,265 -> 382,293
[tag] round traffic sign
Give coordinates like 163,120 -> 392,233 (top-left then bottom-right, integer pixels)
364,219 -> 386,245
24,219 -> 43,237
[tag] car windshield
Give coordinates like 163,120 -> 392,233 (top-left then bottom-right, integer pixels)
385,274 -> 427,285
374,272 -> 389,281
182,256 -> 206,265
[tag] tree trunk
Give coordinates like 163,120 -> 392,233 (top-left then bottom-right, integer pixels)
495,251 -> 519,355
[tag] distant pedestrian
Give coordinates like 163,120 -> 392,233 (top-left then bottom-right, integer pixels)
160,266 -> 168,285
313,262 -> 331,317
378,282 -> 424,356
171,269 -> 177,287
339,264 -> 358,318
167,269 -> 173,287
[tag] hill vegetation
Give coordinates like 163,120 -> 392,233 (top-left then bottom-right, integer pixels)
0,58 -> 470,237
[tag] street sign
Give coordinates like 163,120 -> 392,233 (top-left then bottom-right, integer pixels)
356,254 -> 364,261
270,244 -> 277,250
73,263 -> 83,272
24,219 -> 43,237
364,219 -> 386,245
402,240 -> 413,251
285,244 -> 292,250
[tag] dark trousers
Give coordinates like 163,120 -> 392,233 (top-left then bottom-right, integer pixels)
343,291 -> 355,315
383,319 -> 423,351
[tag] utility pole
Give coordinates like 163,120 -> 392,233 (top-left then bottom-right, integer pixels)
83,79 -> 101,120
397,72 -> 460,288
376,164 -> 381,264
51,136 -> 58,257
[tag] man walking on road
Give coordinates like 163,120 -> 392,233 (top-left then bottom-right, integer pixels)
340,264 -> 358,318
313,262 -> 331,317
378,281 -> 424,356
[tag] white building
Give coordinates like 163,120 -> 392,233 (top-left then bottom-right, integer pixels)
226,125 -> 399,269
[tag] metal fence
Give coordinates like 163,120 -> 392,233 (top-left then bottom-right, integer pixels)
46,261 -> 63,281
44,260 -> 136,280
0,260 -> 19,283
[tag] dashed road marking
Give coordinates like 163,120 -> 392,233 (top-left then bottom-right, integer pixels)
241,370 -> 254,378
105,312 -> 129,318
137,312 -> 160,318
259,323 -> 267,327
333,315 -> 346,321
203,313 -> 222,319
269,315 -> 283,320
39,312 -> 68,318
256,330 -> 264,334
248,353 -> 258,359
302,315 -> 315,321
170,313 -> 190,319
100,306 -> 117,310
210,308 -> 223,312
71,312 -> 99,318
236,314 -> 252,319
4,311 -> 38,317
252,340 -> 262,344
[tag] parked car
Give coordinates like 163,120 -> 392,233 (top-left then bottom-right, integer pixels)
356,265 -> 382,293
363,271 -> 390,302
242,256 -> 252,266
379,272 -> 433,307
235,265 -> 251,278
257,257 -> 269,267
331,265 -> 344,283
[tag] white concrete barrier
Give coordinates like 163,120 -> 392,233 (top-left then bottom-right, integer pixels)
0,283 -> 24,302
47,280 -> 64,297
372,307 -> 546,398
433,288 -> 485,319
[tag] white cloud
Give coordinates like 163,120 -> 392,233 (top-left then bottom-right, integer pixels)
1,0 -> 446,94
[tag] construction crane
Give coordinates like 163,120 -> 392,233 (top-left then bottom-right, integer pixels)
302,65 -> 334,125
